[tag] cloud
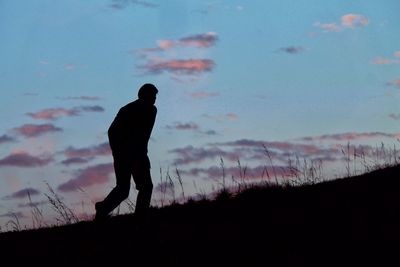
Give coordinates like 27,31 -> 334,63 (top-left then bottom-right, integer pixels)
314,14 -> 368,33
166,122 -> 199,131
371,57 -> 400,65
79,105 -> 105,112
26,105 -> 105,121
57,163 -> 114,192
14,124 -> 62,137
314,22 -> 341,32
141,59 -> 215,75
0,135 -> 16,144
17,200 -> 47,208
26,108 -> 79,120
170,138 -> 345,167
341,14 -> 369,28
389,114 -> 400,120
169,145 -> 242,165
143,32 -> 219,52
62,142 -> 111,159
179,32 -> 218,48
190,91 -> 220,99
2,187 -> 41,200
0,152 -> 53,167
57,96 -> 100,101
60,157 -> 91,166
180,164 -> 295,181
110,0 -> 158,9
394,51 -> 400,58
279,46 -> 305,54
299,132 -> 400,142
202,113 -> 239,122
386,79 -> 400,88
0,211 -> 25,219
64,64 -> 76,70
165,122 -> 218,136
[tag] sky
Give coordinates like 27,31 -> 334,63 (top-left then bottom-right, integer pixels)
1,0 -> 400,229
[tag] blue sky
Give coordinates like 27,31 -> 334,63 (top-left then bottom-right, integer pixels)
1,0 -> 400,228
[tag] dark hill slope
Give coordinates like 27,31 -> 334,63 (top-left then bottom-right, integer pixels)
1,165 -> 399,267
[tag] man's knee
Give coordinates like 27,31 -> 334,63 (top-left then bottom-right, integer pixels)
115,184 -> 130,200
137,180 -> 153,193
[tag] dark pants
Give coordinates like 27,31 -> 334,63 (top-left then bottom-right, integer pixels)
96,154 -> 153,216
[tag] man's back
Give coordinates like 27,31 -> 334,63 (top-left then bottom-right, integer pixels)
108,99 -> 157,156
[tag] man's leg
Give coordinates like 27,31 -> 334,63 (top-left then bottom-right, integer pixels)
95,156 -> 131,218
133,156 -> 153,216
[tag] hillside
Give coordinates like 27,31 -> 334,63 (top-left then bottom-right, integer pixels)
1,165 -> 399,267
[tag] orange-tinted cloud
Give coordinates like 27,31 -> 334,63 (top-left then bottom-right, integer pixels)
341,14 -> 369,28
143,32 -> 219,52
143,59 -> 215,74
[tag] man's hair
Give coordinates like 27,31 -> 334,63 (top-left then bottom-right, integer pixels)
138,83 -> 158,99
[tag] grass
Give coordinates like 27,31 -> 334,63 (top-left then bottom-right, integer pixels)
0,163 -> 399,266
0,141 -> 399,266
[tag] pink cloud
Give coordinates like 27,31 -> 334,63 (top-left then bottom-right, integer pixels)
314,14 -> 368,33
387,79 -> 400,87
179,32 -> 218,48
64,64 -> 76,70
62,142 -> 111,159
314,22 -> 341,32
169,145 -> 242,165
170,139 -> 345,166
58,96 -> 100,101
394,51 -> 400,58
57,163 -> 114,192
191,91 -> 220,99
60,157 -> 91,166
226,113 -> 238,120
180,164 -> 295,181
202,113 -> 239,122
0,152 -> 53,167
371,57 -> 400,65
300,132 -> 400,142
26,108 -> 79,120
142,59 -> 215,74
143,32 -> 219,52
26,105 -> 104,120
2,187 -> 41,200
341,14 -> 369,28
166,122 -> 199,131
14,124 -> 62,137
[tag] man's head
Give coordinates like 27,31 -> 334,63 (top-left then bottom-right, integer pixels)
138,83 -> 158,105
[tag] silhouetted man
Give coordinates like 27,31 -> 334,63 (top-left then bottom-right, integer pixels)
95,83 -> 158,220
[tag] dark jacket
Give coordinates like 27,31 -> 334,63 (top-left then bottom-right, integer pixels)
108,99 -> 157,157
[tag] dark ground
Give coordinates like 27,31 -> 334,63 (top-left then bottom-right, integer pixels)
1,165 -> 399,267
